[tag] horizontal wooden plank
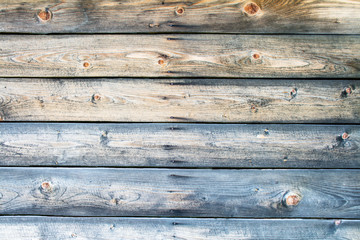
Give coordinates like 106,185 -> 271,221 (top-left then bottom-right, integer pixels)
0,123 -> 359,168
0,168 -> 359,218
0,35 -> 359,78
1,0 -> 360,34
0,79 -> 359,123
0,217 -> 359,240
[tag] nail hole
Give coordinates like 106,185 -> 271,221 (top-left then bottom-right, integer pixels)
83,62 -> 90,68
158,59 -> 165,65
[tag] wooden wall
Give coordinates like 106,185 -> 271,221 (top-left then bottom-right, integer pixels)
0,0 -> 359,239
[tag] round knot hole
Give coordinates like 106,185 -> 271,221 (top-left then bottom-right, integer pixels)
244,2 -> 260,15
252,53 -> 260,59
283,192 -> 301,207
342,132 -> 349,140
38,9 -> 52,22
176,7 -> 185,15
41,182 -> 52,192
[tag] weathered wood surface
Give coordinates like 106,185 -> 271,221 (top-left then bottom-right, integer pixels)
0,123 -> 359,168
0,168 -> 359,218
0,217 -> 359,240
1,35 -> 359,78
0,79 -> 359,123
1,0 -> 360,34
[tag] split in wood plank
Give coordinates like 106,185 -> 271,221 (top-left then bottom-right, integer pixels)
0,35 -> 359,78
0,217 -> 359,240
0,79 -> 358,123
0,168 -> 359,218
0,0 -> 360,34
0,123 -> 359,168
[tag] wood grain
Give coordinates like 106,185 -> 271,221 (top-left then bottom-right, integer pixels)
0,123 -> 359,168
0,168 -> 359,218
0,0 -> 360,34
0,35 -> 359,78
0,217 -> 359,240
0,79 -> 359,123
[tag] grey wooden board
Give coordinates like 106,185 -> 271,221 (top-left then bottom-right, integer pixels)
0,79 -> 359,123
0,35 -> 359,78
0,168 -> 359,218
1,0 -> 360,34
0,217 -> 359,240
0,123 -> 359,168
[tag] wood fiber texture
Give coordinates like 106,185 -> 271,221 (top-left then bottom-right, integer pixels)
0,0 -> 359,34
0,217 -> 359,240
0,123 -> 358,168
0,79 -> 358,123
0,35 -> 359,78
0,168 -> 359,218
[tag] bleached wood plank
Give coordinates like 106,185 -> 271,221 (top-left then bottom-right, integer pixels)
0,35 -> 359,78
0,0 -> 359,34
0,79 -> 358,123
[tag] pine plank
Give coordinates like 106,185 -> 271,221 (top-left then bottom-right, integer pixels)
0,0 -> 360,34
0,35 -> 359,78
0,168 -> 359,218
0,217 -> 359,240
0,79 -> 359,123
0,123 -> 359,168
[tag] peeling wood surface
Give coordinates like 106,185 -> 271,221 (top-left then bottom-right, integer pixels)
1,35 -> 359,78
1,0 -> 360,34
0,217 -> 359,240
0,168 -> 359,218
0,123 -> 359,168
0,79 -> 359,123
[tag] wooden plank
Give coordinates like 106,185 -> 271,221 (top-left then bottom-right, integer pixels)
0,0 -> 360,34
0,79 -> 359,123
0,217 -> 359,240
0,35 -> 359,78
0,123 -> 359,168
0,168 -> 359,218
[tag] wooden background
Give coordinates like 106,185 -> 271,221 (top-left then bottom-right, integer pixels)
0,0 -> 359,239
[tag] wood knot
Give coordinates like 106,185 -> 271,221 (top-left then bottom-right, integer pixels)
243,2 -> 260,16
340,85 -> 355,98
252,53 -> 260,59
93,94 -> 101,101
41,182 -> 52,192
37,9 -> 52,22
342,132 -> 349,140
83,62 -> 90,68
283,191 -> 301,207
290,88 -> 298,99
175,7 -> 185,15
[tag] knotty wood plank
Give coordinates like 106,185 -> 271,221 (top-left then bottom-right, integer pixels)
1,0 -> 360,34
0,217 -> 359,240
0,123 -> 359,168
1,35 -> 359,78
0,168 -> 359,218
0,79 -> 359,123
